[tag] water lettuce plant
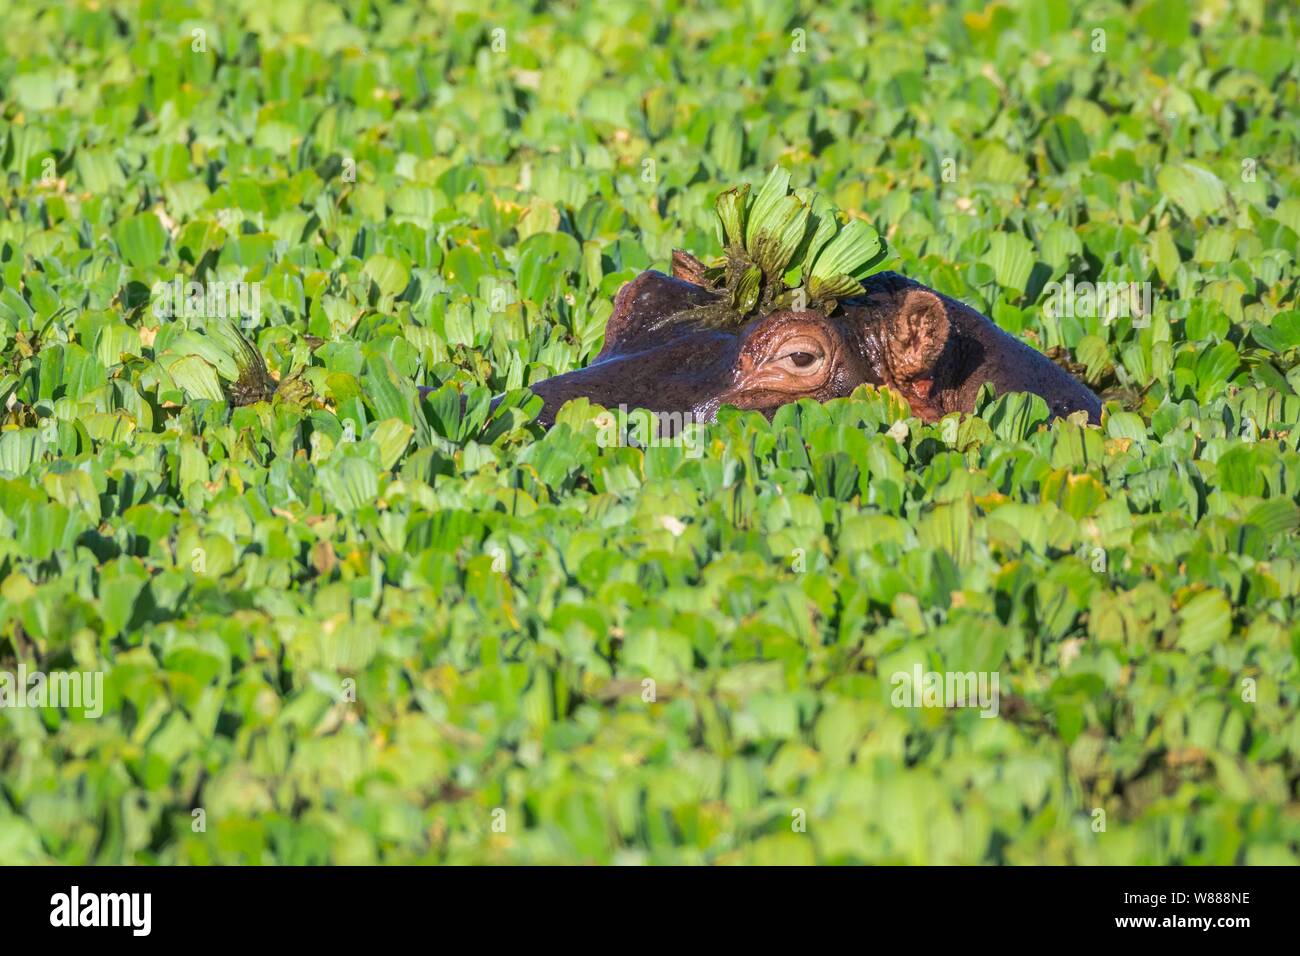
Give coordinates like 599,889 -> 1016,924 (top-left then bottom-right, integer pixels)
672,166 -> 889,326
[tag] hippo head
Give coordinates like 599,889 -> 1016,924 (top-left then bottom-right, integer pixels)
530,266 -> 953,428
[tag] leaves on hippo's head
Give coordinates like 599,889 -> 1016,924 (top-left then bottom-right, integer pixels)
808,220 -> 888,301
715,184 -> 750,248
673,167 -> 890,329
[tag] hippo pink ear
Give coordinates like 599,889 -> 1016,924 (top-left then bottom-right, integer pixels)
885,289 -> 950,382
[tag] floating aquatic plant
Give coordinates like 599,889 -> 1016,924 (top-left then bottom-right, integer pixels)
225,324 -> 313,408
672,166 -> 889,327
163,320 -> 314,408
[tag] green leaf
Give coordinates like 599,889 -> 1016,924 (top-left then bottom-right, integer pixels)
985,232 -> 1035,292
167,355 -> 225,402
364,254 -> 410,298
1174,590 -> 1232,655
986,391 -> 1050,441
113,213 -> 167,270
715,184 -> 750,247
370,418 -> 414,470
744,166 -> 792,249
1157,162 -> 1229,221
1044,116 -> 1090,171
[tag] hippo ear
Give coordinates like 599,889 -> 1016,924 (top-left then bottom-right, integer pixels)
884,289 -> 950,382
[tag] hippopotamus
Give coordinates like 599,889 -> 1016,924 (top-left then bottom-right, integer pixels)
524,251 -> 1101,428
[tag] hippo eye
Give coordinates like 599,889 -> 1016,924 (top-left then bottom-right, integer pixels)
779,349 -> 822,371
754,334 -> 828,379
